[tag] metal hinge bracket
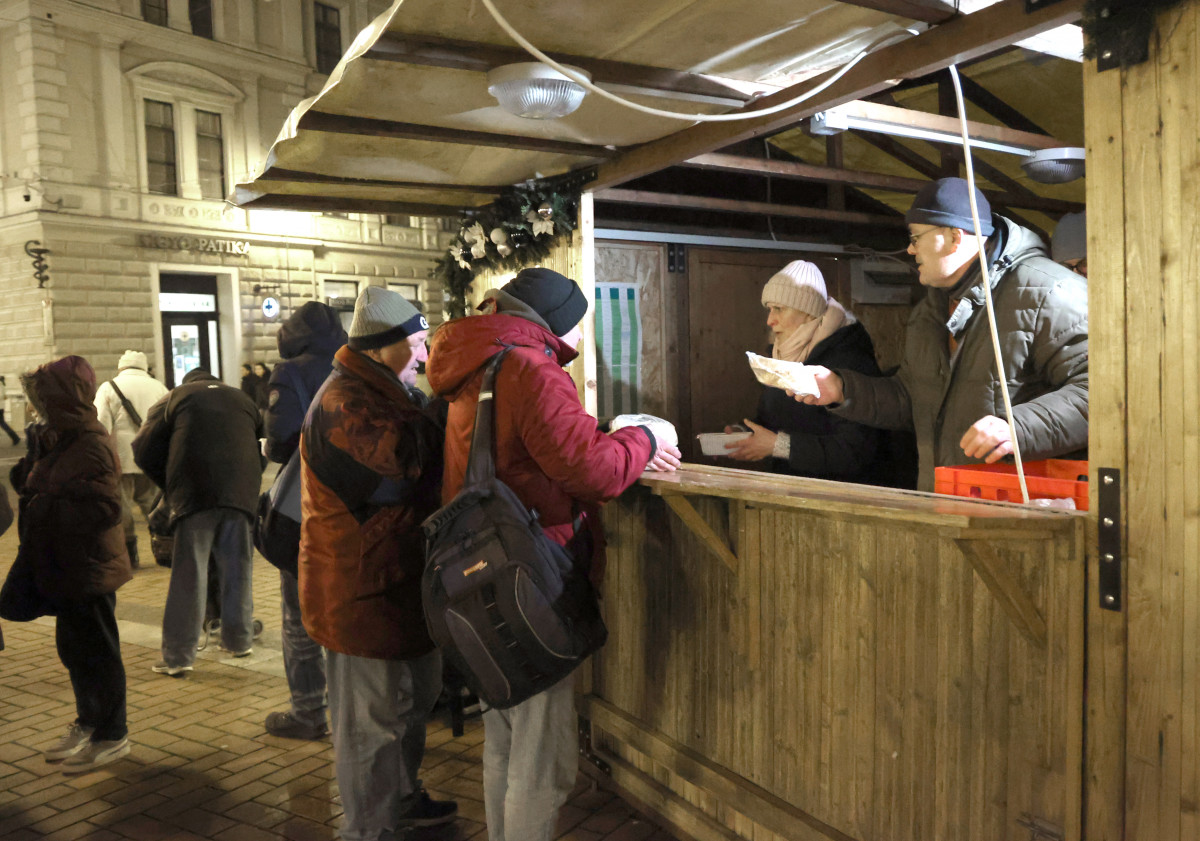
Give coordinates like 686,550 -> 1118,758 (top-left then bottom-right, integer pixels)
1098,467 -> 1122,611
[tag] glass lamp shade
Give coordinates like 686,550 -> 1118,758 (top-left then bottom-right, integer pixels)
1021,147 -> 1086,184
487,62 -> 591,120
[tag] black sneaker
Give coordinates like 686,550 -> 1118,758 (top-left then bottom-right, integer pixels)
395,789 -> 458,827
264,711 -> 328,740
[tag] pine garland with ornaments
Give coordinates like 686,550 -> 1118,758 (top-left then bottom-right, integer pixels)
433,185 -> 580,319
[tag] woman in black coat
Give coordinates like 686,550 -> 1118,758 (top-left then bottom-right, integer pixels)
724,261 -> 884,482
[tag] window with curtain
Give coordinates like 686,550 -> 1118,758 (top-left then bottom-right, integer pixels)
141,0 -> 168,26
189,0 -> 214,39
314,2 -> 342,75
195,110 -> 225,200
144,100 -> 178,196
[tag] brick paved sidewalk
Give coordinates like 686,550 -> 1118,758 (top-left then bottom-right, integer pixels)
0,467 -> 676,841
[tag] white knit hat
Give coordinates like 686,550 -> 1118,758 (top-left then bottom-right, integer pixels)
347,287 -> 428,351
761,261 -> 829,318
117,349 -> 148,372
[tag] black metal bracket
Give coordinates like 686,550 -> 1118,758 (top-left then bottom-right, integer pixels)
578,715 -> 611,775
666,242 -> 686,273
1097,467 -> 1122,612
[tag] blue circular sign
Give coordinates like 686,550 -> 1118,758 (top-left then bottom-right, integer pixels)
262,296 -> 280,319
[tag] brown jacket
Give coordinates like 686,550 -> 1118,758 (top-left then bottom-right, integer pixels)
298,345 -> 445,660
15,356 -> 131,601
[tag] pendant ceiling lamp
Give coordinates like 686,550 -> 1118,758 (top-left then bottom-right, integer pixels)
487,62 -> 591,119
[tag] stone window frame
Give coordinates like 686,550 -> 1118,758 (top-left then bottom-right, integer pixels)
128,64 -> 245,202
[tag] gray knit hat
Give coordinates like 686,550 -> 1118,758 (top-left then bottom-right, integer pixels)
1051,211 -> 1087,263
347,287 -> 428,351
761,261 -> 829,318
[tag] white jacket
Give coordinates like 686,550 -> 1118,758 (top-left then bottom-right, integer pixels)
95,368 -> 169,474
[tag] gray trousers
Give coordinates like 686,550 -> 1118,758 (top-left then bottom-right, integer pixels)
482,674 -> 578,841
120,473 -> 160,541
161,508 -> 254,667
327,648 -> 442,841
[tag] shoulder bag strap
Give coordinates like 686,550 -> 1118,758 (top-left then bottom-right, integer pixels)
107,380 -> 143,429
462,346 -> 513,488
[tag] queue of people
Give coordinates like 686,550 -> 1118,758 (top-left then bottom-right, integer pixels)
0,180 -> 1087,836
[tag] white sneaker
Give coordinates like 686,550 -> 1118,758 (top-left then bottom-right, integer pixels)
152,660 -> 194,676
62,738 -> 130,774
44,723 -> 95,762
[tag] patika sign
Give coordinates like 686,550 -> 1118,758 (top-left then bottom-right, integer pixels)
138,234 -> 251,256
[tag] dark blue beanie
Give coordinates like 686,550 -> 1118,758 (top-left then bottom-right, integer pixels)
906,177 -> 994,237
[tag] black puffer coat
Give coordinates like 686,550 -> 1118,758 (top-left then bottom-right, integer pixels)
265,302 -> 347,464
132,369 -> 264,525
753,321 -> 884,482
14,356 -> 131,600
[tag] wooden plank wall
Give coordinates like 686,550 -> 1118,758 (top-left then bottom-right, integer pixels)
1083,2 -> 1200,837
591,487 -> 1084,841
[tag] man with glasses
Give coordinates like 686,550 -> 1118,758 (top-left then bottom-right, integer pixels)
796,177 -> 1089,491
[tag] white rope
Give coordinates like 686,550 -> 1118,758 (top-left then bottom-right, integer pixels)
947,64 -> 1029,504
479,0 -> 910,123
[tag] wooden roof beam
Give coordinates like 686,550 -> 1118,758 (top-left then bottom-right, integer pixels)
297,110 -> 619,159
832,0 -> 958,25
239,194 -> 467,217
682,153 -> 1084,213
259,168 -> 503,195
366,32 -> 754,105
593,188 -> 905,227
587,0 -> 1084,190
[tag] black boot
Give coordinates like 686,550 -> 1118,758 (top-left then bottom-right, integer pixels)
126,537 -> 140,570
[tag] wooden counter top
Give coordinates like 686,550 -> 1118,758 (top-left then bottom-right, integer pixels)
638,463 -> 1083,539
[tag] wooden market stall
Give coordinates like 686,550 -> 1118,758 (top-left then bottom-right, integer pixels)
230,0 -> 1200,838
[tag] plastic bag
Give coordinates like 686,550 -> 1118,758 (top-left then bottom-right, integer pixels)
610,413 -> 678,447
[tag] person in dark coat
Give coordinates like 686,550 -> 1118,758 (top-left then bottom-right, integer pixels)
253,362 -> 272,412
723,260 -> 885,483
14,356 -> 132,773
239,363 -> 260,401
261,301 -> 346,740
132,367 -> 264,675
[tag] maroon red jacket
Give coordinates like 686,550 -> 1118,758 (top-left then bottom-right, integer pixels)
427,314 -> 654,579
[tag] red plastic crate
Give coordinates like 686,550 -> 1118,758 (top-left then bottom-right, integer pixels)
934,459 -> 1089,510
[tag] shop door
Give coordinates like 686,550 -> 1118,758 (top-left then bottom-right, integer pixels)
159,274 -> 220,388
684,248 -> 838,462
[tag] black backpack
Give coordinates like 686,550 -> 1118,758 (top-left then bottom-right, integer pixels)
421,346 -> 607,710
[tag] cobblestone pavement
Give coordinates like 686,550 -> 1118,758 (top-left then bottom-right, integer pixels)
0,457 -> 675,841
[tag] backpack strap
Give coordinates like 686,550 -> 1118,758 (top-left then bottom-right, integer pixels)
107,380 -> 143,429
462,346 -> 513,488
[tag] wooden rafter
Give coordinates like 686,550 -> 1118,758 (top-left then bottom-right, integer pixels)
296,110 -> 620,159
832,0 -> 958,25
366,32 -> 753,105
587,0 -> 1084,190
956,74 -> 1050,137
593,188 -> 904,227
238,194 -> 467,217
682,153 -> 1085,213
259,168 -> 503,195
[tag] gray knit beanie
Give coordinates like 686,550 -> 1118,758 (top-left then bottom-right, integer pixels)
761,261 -> 829,318
347,287 -> 428,351
1051,211 -> 1087,263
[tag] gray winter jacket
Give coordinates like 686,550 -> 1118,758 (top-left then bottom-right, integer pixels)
833,216 -> 1088,491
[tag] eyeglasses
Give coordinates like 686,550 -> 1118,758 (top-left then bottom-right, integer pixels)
907,226 -> 947,247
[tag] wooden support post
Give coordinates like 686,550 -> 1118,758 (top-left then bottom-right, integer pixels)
661,492 -> 739,573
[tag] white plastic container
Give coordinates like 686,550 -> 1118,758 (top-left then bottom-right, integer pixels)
696,431 -> 751,455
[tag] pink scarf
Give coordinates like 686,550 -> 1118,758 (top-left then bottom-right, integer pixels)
772,300 -> 849,363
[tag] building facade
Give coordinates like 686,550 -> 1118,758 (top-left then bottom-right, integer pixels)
0,0 -> 449,420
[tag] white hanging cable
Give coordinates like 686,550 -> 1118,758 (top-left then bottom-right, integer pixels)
947,64 -> 1029,504
479,0 -> 910,123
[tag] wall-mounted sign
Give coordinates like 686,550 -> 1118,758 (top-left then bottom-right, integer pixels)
160,292 -> 216,313
138,234 -> 251,256
262,297 -> 280,319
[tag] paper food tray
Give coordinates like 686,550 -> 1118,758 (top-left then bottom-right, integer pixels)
746,352 -> 820,397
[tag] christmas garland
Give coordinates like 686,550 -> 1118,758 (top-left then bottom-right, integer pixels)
433,185 -> 580,319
